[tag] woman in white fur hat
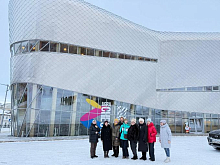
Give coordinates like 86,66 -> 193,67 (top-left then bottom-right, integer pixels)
138,118 -> 148,161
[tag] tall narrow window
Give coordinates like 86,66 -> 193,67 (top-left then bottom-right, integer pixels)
69,45 -> 77,54
138,57 -> 144,61
205,86 -> 212,91
78,47 -> 86,55
14,42 -> 22,54
130,56 -> 135,60
110,52 -> 117,58
118,54 -> 125,59
21,41 -> 29,53
103,51 -> 110,57
125,55 -> 131,60
95,50 -> 102,57
60,44 -> 68,53
50,42 -> 59,52
213,86 -> 219,91
29,40 -> 39,52
39,41 -> 49,51
87,48 -> 94,56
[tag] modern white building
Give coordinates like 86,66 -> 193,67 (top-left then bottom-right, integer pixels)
9,0 -> 220,137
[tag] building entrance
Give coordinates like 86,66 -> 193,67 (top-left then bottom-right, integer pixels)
189,118 -> 203,133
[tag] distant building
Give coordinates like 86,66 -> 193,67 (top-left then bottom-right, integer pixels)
0,103 -> 11,128
9,0 -> 220,137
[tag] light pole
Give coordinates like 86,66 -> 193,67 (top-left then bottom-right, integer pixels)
0,83 -> 10,133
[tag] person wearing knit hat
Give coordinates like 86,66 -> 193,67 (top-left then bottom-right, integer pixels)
111,118 -> 120,158
138,118 -> 148,161
127,118 -> 139,160
147,118 -> 157,161
147,118 -> 152,123
159,119 -> 172,163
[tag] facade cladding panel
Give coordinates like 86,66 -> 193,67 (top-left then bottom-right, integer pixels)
9,0 -> 220,137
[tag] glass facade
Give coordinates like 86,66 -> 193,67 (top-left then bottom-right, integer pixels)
11,83 -> 220,137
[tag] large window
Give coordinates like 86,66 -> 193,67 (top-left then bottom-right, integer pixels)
11,40 -> 158,63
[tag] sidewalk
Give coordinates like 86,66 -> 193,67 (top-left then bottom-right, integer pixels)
0,129 -> 208,143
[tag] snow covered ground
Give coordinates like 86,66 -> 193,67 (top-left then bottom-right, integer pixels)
0,136 -> 219,165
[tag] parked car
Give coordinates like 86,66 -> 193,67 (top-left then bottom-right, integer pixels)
207,129 -> 220,150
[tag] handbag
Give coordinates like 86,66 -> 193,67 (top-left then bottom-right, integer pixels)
123,126 -> 128,139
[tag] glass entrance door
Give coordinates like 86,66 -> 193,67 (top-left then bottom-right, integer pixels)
189,118 -> 203,133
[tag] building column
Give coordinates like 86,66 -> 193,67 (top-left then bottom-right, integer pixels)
49,88 -> 57,136
70,92 -> 78,136
29,84 -> 37,137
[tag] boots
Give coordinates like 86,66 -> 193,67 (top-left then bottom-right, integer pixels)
131,155 -> 138,160
164,157 -> 171,163
140,152 -> 147,160
104,151 -> 109,158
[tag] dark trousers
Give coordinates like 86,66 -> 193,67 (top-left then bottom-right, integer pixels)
113,146 -> 119,157
130,141 -> 137,157
90,142 -> 97,157
121,140 -> 129,157
148,143 -> 155,160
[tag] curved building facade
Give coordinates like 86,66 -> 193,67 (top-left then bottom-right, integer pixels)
9,0 -> 220,137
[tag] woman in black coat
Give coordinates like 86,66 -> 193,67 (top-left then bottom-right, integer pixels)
89,120 -> 100,159
101,121 -> 112,158
138,118 -> 148,161
128,118 -> 139,160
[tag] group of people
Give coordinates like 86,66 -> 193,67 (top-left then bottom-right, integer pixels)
89,117 -> 172,163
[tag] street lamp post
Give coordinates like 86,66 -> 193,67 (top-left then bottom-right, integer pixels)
0,84 -> 10,133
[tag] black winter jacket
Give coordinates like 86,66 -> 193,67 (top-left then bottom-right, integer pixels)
101,124 -> 112,151
127,124 -> 139,142
89,124 -> 100,143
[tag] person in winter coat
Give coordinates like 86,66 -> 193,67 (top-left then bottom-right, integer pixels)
101,121 -> 112,158
120,119 -> 130,159
159,120 -> 172,163
147,118 -> 157,161
138,118 -> 148,161
128,118 -> 139,160
112,118 -> 120,158
89,120 -> 100,159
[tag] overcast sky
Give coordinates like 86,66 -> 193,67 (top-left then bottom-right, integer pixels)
0,0 -> 220,103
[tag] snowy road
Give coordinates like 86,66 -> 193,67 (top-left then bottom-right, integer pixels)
0,136 -> 219,165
